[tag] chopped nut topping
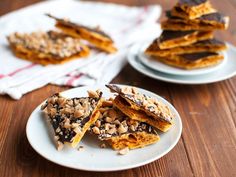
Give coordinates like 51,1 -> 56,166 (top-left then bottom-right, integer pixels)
105,117 -> 113,123
90,98 -> 158,141
71,123 -> 80,128
107,109 -> 117,119
102,100 -> 113,107
100,143 -> 106,148
104,123 -> 111,131
74,110 -> 84,118
8,31 -> 84,59
118,147 -> 129,155
87,90 -> 100,98
130,125 -> 135,132
95,120 -> 101,127
64,118 -> 71,129
118,124 -> 128,134
57,141 -> 64,151
92,127 -> 100,134
73,127 -> 82,134
78,146 -> 84,151
107,128 -> 117,134
54,136 -> 60,141
99,107 -> 110,113
56,127 -> 61,133
58,97 -> 66,106
113,120 -> 120,125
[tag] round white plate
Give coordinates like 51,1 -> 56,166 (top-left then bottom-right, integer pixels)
138,43 -> 227,76
26,85 -> 182,172
128,43 -> 236,84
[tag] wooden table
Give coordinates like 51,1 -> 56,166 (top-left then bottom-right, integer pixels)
0,0 -> 235,176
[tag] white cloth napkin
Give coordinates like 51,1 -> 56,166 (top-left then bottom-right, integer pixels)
0,0 -> 162,99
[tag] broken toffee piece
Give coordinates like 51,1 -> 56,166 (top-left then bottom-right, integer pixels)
106,84 -> 174,132
171,0 -> 216,19
145,38 -> 226,57
41,90 -> 102,150
162,12 -> 229,31
90,101 -> 160,150
47,14 -> 117,53
7,31 -> 90,65
152,52 -> 224,69
155,30 -> 213,49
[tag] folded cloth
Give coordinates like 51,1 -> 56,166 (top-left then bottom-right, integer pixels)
0,0 -> 161,99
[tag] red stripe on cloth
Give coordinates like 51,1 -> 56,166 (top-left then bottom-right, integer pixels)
0,63 -> 37,79
66,73 -> 84,86
8,63 -> 37,76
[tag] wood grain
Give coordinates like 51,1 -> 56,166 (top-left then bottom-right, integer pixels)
0,0 -> 235,177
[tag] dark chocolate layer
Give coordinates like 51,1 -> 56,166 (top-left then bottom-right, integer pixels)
167,11 -> 228,24
159,30 -> 195,42
199,12 -> 227,24
180,52 -> 219,61
195,38 -> 225,46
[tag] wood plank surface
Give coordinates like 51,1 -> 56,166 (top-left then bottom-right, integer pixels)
0,0 -> 235,177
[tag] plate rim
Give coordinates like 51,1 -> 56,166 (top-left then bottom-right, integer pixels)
26,84 -> 182,172
128,43 -> 236,85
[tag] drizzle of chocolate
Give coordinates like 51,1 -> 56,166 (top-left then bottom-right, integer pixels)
199,12 -> 228,24
159,30 -> 196,42
180,52 -> 219,61
195,38 -> 225,46
166,10 -> 227,24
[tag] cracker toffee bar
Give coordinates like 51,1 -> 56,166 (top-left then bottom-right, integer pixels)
90,101 -> 160,150
47,14 -> 117,53
156,30 -> 213,49
145,38 -> 226,57
7,31 -> 90,65
152,52 -> 224,69
171,0 -> 216,19
106,84 -> 174,132
41,90 -> 102,150
162,12 -> 229,31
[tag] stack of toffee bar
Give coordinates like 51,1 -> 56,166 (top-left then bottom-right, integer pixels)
145,0 -> 229,70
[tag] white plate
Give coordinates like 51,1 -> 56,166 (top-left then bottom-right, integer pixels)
128,43 -> 236,84
138,43 -> 227,76
26,85 -> 182,171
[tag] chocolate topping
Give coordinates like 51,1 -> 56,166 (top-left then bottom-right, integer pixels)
167,10 -> 227,24
180,52 -> 219,61
199,12 -> 228,24
195,38 -> 225,46
159,30 -> 196,42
